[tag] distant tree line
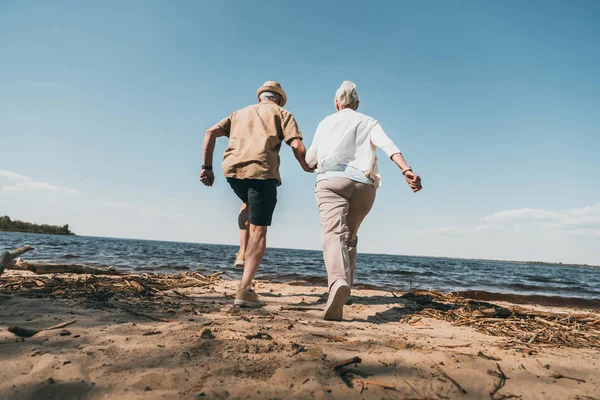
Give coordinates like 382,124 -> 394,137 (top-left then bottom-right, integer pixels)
0,216 -> 74,235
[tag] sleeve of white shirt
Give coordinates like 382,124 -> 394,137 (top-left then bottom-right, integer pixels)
370,121 -> 401,158
305,122 -> 322,168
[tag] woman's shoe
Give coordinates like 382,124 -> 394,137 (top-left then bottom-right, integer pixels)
323,279 -> 350,321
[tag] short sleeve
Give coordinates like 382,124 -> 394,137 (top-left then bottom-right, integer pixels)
282,112 -> 303,144
217,115 -> 233,137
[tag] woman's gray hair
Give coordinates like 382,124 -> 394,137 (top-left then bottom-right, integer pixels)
259,91 -> 282,103
334,80 -> 359,109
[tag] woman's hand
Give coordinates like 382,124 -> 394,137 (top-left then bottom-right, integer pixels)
404,170 -> 422,192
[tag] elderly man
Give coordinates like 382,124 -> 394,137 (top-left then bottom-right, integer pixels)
200,81 -> 313,307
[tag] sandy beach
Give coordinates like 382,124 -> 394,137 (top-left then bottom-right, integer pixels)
1,269 -> 599,400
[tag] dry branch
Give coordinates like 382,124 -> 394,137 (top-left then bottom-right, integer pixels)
489,363 -> 507,399
120,307 -> 173,323
411,290 -> 600,349
332,356 -> 361,369
363,380 -> 396,390
0,245 -> 34,276
311,333 -> 347,342
435,364 -> 467,395
7,319 -> 77,339
9,260 -> 124,275
46,320 -> 77,331
551,373 -> 586,383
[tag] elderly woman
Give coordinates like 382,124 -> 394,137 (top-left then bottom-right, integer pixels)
306,81 -> 422,321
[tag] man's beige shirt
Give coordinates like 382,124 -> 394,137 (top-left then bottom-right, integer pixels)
217,102 -> 302,185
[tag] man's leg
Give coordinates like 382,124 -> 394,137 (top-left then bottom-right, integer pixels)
235,203 -> 250,268
345,182 -> 376,287
239,224 -> 267,290
234,179 -> 277,307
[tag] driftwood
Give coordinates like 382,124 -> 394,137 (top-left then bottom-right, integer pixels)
0,245 -> 34,277
407,290 -> 600,349
9,260 -> 124,275
0,252 -> 8,277
0,270 -> 224,301
1,245 -> 123,275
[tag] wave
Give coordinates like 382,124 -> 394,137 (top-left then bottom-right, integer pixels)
61,254 -> 81,259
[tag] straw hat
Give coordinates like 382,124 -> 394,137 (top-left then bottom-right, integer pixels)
256,81 -> 287,107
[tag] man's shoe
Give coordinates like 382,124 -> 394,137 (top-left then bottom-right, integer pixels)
234,288 -> 262,308
323,279 -> 350,321
234,252 -> 245,268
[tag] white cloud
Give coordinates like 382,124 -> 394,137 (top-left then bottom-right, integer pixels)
3,181 -> 80,196
483,208 -> 560,223
426,204 -> 600,240
0,170 -> 33,182
419,223 -> 502,236
565,229 -> 600,239
0,169 -> 79,196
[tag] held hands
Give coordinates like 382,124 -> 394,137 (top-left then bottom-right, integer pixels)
404,170 -> 422,193
303,164 -> 316,173
200,169 -> 215,187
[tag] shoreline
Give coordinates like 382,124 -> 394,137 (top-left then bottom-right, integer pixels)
1,269 -> 599,399
3,231 -> 597,268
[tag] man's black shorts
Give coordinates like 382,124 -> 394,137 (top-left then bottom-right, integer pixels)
227,178 -> 278,226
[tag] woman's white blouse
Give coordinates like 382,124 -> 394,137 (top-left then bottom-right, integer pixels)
305,109 -> 401,188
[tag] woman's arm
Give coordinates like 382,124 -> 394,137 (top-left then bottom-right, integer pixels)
391,153 -> 422,192
371,122 -> 422,192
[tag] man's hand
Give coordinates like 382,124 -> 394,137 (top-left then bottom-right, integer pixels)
303,165 -> 316,173
404,170 -> 422,193
200,169 -> 215,187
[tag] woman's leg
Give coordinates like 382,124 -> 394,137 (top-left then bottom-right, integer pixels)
345,182 -> 376,287
314,178 -> 354,289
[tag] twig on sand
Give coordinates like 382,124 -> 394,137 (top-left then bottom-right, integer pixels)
363,380 -> 396,390
120,307 -> 173,323
280,306 -> 322,311
403,379 -> 422,397
440,343 -> 471,349
478,351 -> 502,361
45,320 -> 77,331
551,373 -> 586,383
488,363 -> 507,399
311,333 -> 347,342
435,364 -> 467,395
7,319 -> 78,339
332,356 -> 361,369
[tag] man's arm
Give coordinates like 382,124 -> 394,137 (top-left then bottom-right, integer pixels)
305,123 -> 321,169
200,124 -> 227,187
289,138 -> 314,172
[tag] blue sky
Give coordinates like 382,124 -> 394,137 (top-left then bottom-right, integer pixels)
1,0 -> 599,264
